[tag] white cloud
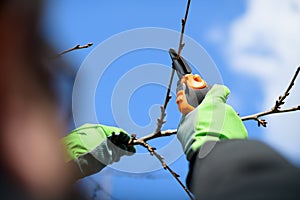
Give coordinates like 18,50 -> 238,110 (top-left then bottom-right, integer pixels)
227,0 -> 300,164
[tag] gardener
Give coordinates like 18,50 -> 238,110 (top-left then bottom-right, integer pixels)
176,74 -> 300,200
63,73 -> 300,200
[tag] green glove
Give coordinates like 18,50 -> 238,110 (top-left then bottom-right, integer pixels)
63,124 -> 135,178
176,84 -> 248,160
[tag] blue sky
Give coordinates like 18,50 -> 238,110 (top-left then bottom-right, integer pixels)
42,0 -> 300,199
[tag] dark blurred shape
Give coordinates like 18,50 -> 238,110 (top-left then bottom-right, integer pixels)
187,140 -> 300,200
0,0 -> 79,199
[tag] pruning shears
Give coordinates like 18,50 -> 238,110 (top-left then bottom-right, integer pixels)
169,48 -> 207,90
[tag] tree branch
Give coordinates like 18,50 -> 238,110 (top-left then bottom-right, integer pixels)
177,0 -> 191,58
127,66 -> 298,199
126,64 -> 299,200
272,66 -> 300,111
152,0 -> 191,137
241,66 -> 300,127
136,66 -> 299,137
241,105 -> 300,127
138,129 -> 177,143
55,42 -> 93,57
125,1 -> 195,199
128,134 -> 194,200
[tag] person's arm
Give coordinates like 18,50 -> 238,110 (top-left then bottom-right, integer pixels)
62,124 -> 135,180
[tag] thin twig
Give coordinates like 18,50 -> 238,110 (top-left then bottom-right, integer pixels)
241,105 -> 300,127
127,1 -> 195,199
153,0 -> 192,136
129,135 -> 194,200
128,130 -> 177,148
152,150 -> 194,200
177,0 -> 191,58
136,67 -> 299,138
127,66 -> 299,199
241,66 -> 300,127
55,42 -> 93,57
272,66 -> 300,111
138,129 -> 177,143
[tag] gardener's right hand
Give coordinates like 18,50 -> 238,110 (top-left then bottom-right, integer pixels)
176,76 -> 248,160
176,74 -> 212,115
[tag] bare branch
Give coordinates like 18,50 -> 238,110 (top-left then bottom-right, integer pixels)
130,129 -> 177,145
129,135 -> 194,200
272,66 -> 300,111
132,104 -> 299,143
126,1 -> 195,199
154,106 -> 167,134
241,66 -> 300,126
153,0 -> 192,137
135,66 -> 299,140
241,105 -> 300,125
136,66 -> 299,141
177,0 -> 191,57
55,42 -> 93,57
